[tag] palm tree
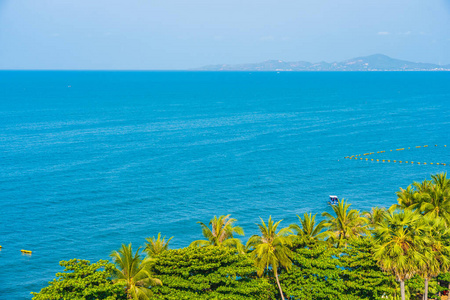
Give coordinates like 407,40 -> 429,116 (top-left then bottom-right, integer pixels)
419,183 -> 450,225
190,214 -> 244,252
394,185 -> 421,210
431,173 -> 450,190
110,243 -> 162,300
363,206 -> 387,230
373,209 -> 426,300
417,216 -> 450,300
246,217 -> 293,300
289,213 -> 327,244
144,233 -> 173,258
322,199 -> 368,247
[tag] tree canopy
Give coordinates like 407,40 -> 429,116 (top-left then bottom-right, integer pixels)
150,246 -> 274,299
31,259 -> 126,300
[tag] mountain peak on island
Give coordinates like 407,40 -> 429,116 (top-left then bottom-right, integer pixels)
194,55 -> 450,71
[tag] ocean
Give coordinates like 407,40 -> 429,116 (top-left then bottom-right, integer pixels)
0,71 -> 449,299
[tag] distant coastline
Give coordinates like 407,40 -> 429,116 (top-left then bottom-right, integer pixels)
194,54 -> 450,72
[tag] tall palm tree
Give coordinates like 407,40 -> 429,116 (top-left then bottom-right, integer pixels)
322,199 -> 368,247
144,233 -> 173,258
246,217 -> 293,300
417,216 -> 450,300
190,214 -> 245,252
373,209 -> 426,300
110,243 -> 162,300
289,213 -> 327,244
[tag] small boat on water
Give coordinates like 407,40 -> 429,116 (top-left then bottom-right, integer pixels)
329,195 -> 339,205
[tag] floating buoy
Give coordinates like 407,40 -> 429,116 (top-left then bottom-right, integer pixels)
21,250 -> 32,254
344,144 -> 448,166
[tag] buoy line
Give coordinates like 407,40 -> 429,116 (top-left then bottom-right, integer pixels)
344,144 -> 448,166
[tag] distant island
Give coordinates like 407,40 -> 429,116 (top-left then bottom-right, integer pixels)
194,54 -> 450,71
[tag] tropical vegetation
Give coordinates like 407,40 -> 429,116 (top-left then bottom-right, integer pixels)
33,172 -> 450,300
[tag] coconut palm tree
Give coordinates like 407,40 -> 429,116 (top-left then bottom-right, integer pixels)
190,214 -> 244,252
363,206 -> 387,229
419,183 -> 450,225
417,216 -> 450,300
322,199 -> 368,247
431,173 -> 450,190
246,217 -> 293,300
110,243 -> 161,300
289,212 -> 327,244
373,209 -> 426,300
394,185 -> 421,210
144,233 -> 173,258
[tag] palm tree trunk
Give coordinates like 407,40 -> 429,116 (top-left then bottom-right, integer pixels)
424,278 -> 429,300
274,269 -> 285,300
400,280 -> 405,300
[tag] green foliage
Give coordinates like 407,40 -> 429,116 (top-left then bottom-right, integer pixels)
31,259 -> 126,300
110,243 -> 161,300
33,173 -> 450,300
280,241 -> 348,300
246,217 -> 293,276
247,217 -> 293,300
150,246 -> 275,299
289,213 -> 327,244
404,275 -> 445,299
322,199 -> 368,247
190,215 -> 245,252
145,232 -> 173,258
340,238 -> 397,299
373,208 -> 426,282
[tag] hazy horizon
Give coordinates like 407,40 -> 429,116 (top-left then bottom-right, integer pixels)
1,0 -> 449,70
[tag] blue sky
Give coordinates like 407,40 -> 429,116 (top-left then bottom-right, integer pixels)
0,0 -> 449,69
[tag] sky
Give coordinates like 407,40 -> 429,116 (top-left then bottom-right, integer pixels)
0,0 -> 449,70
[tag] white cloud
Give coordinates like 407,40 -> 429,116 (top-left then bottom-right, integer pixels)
377,31 -> 390,35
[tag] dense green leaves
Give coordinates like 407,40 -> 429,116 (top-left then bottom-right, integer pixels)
280,242 -> 347,300
340,238 -> 397,299
150,246 -> 275,299
33,173 -> 450,300
31,259 -> 126,300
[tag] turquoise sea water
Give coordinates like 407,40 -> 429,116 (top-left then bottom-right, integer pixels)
0,71 -> 449,299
